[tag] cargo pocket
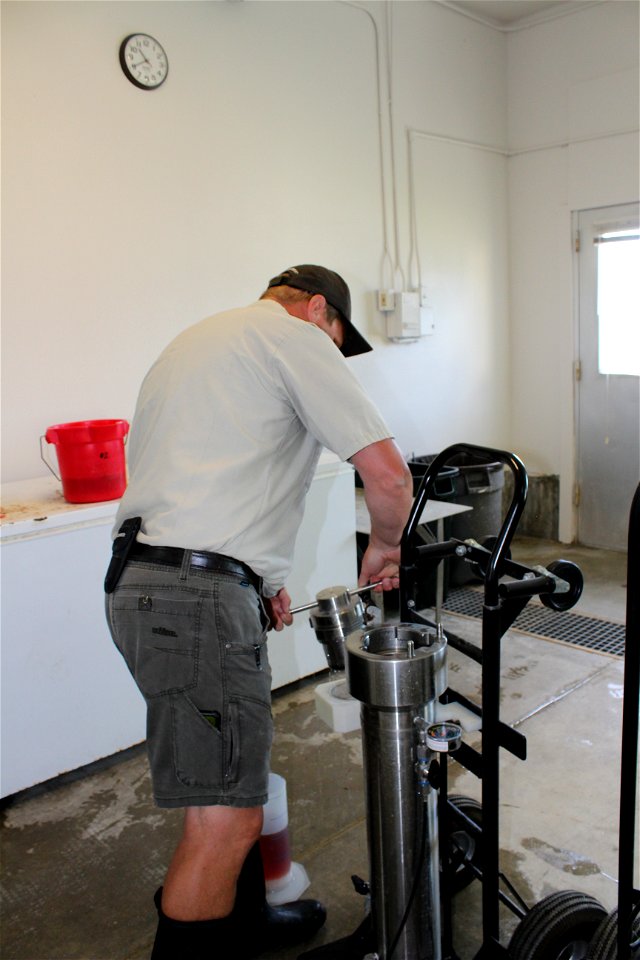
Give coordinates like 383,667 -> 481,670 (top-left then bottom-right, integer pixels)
173,695 -> 226,789
108,593 -> 203,698
227,699 -> 273,798
226,697 -> 273,796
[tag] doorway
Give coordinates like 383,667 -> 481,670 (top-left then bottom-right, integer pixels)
575,202 -> 639,551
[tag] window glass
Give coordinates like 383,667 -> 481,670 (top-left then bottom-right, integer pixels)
597,230 -> 640,376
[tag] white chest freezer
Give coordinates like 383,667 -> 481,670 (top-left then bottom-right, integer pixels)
0,454 -> 357,797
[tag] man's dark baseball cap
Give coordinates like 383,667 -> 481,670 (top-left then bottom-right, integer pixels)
267,264 -> 373,358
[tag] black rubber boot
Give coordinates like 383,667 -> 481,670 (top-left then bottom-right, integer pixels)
232,842 -> 327,957
150,888 -> 236,959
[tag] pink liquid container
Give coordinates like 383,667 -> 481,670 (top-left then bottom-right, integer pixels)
260,773 -> 310,905
260,826 -> 292,883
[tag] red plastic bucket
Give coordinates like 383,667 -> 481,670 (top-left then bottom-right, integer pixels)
41,419 -> 130,503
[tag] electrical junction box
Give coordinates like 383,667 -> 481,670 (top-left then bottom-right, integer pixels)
386,291 -> 433,341
377,289 -> 395,312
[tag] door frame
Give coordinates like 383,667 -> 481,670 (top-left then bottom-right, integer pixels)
572,200 -> 640,549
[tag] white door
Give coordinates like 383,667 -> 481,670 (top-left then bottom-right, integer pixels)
575,202 -> 640,551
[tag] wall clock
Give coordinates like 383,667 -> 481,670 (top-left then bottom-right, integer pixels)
119,34 -> 168,90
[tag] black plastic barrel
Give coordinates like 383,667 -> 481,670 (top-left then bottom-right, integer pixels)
407,457 -> 461,606
445,452 -> 505,585
408,456 -> 459,499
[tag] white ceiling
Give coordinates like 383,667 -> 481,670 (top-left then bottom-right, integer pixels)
444,0 -> 583,26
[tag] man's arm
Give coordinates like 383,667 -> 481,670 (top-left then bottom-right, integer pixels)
270,438 -> 411,630
350,438 -> 413,590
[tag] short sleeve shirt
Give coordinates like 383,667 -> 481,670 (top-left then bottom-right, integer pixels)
115,300 -> 392,595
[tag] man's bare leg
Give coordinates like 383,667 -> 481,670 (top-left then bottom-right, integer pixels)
161,804 -> 263,921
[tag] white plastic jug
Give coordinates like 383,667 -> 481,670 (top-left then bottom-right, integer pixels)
260,773 -> 310,905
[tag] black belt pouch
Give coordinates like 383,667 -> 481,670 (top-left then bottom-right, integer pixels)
104,517 -> 142,593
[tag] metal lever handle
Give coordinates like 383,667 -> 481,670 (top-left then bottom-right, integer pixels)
289,580 -> 384,617
289,598 -> 321,616
349,580 -> 384,597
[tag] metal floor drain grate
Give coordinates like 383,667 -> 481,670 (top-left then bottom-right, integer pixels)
442,587 -> 626,657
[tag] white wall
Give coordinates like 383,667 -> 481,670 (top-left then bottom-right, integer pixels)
357,1 -> 510,457
2,1 -> 637,548
506,0 -> 639,540
1,0 -> 509,484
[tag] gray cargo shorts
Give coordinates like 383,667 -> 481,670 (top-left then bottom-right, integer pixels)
105,558 -> 272,808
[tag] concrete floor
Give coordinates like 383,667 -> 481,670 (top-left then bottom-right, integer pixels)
0,538 -> 633,960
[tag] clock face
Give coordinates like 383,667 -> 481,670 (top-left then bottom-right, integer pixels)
119,34 -> 168,90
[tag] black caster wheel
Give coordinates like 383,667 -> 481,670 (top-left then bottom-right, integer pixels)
446,794 -> 483,893
508,890 -> 607,960
540,559 -> 584,612
586,906 -> 640,959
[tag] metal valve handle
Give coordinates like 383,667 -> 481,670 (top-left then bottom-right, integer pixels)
289,580 -> 384,616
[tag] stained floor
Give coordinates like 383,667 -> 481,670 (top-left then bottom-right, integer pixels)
0,538 -> 633,960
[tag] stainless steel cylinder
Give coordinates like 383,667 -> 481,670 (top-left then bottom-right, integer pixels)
308,585 -> 366,671
346,624 -> 447,960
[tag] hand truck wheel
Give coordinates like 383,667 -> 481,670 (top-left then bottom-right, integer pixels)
446,794 -> 483,893
539,559 -> 584,612
586,905 -> 640,959
508,890 -> 607,960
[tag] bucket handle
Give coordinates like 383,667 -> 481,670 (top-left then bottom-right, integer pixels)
434,476 -> 456,498
464,468 -> 491,494
40,435 -> 61,481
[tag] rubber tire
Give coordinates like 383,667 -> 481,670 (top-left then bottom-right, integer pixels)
446,795 -> 483,894
508,890 -> 607,960
586,906 -> 640,960
540,559 -> 584,612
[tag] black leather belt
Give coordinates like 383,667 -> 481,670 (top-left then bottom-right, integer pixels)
129,543 -> 261,592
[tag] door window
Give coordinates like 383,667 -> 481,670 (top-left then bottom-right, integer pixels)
596,227 -> 640,376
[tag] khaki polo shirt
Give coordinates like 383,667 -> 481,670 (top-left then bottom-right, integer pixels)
115,300 -> 391,595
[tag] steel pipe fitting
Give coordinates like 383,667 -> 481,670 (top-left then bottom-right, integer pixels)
307,585 -> 366,672
346,623 -> 447,708
346,624 -> 448,960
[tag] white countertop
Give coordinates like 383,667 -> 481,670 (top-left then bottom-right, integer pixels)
0,476 -> 119,540
355,488 -> 471,535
